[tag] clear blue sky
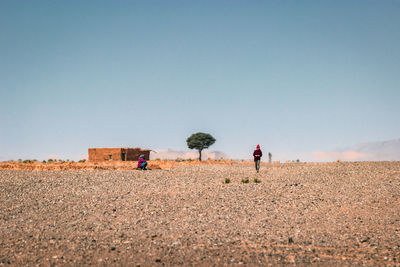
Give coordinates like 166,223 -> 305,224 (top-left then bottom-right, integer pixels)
1,0 -> 399,161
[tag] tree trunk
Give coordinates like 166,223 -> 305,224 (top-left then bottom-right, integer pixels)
198,149 -> 202,161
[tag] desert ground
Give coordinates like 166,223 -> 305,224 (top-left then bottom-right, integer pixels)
1,161 -> 399,266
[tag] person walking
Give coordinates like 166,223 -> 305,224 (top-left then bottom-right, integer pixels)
253,144 -> 262,173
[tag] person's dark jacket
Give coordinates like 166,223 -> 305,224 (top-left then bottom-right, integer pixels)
253,149 -> 262,162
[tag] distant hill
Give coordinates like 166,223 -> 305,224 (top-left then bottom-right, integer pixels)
336,138 -> 400,161
150,149 -> 228,160
313,139 -> 400,161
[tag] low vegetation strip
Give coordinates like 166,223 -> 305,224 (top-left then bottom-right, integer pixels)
0,159 -> 246,171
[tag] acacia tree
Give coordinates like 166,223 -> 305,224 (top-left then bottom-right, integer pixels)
186,132 -> 216,161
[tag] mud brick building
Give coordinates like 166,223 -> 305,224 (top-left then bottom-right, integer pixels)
88,148 -> 151,162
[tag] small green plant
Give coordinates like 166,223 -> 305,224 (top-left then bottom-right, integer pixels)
78,159 -> 86,163
254,178 -> 261,183
241,178 -> 249,184
42,160 -> 46,163
223,178 -> 231,184
23,160 -> 32,163
47,159 -> 54,163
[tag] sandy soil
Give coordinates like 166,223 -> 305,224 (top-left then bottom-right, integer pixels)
1,162 -> 399,266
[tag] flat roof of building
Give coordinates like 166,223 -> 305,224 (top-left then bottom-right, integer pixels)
89,147 -> 151,150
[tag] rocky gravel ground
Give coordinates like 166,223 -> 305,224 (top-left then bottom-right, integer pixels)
1,162 -> 400,266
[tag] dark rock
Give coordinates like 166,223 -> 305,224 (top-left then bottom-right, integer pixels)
361,237 -> 370,243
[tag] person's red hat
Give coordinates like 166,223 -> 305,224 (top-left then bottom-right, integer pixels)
256,144 -> 260,148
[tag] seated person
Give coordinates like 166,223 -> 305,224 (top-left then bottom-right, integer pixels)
138,155 -> 147,170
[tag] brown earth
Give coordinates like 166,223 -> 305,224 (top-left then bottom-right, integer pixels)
1,162 -> 399,266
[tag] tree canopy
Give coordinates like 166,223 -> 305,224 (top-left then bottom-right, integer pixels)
186,132 -> 216,161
